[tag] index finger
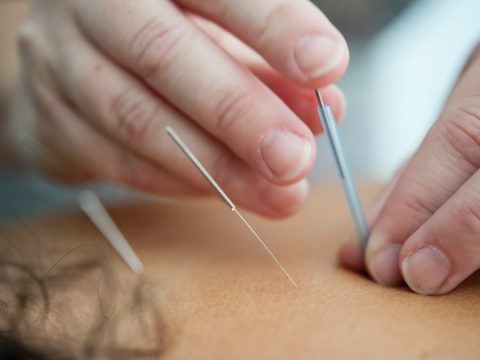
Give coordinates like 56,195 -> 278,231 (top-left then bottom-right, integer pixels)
177,0 -> 349,86
75,0 -> 317,184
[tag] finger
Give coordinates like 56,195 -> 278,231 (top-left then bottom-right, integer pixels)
186,12 -> 264,66
48,18 -> 308,217
187,14 -> 347,124
251,65 -> 346,133
365,55 -> 480,286
30,77 -> 197,195
17,12 -> 204,194
339,160 -> 409,272
177,0 -> 349,86
75,0 -> 316,185
186,16 -> 347,129
400,169 -> 480,295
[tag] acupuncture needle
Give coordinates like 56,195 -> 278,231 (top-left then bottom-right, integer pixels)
78,190 -> 144,274
19,133 -> 144,274
315,89 -> 370,251
165,126 -> 297,287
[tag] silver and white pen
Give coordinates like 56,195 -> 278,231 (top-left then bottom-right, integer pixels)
315,90 -> 370,251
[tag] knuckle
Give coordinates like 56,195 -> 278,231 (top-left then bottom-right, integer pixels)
439,193 -> 480,264
256,1 -> 294,48
129,18 -> 186,78
442,106 -> 480,168
213,89 -> 252,134
400,186 -> 435,221
454,195 -> 480,237
111,87 -> 157,145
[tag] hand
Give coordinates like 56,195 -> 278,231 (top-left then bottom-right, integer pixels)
7,0 -> 348,217
341,42 -> 480,294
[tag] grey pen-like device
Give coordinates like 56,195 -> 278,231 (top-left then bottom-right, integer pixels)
315,90 -> 370,251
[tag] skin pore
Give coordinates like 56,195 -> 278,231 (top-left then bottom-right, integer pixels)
1,183 -> 479,359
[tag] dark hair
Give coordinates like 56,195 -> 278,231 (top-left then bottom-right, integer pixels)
0,226 -> 168,359
0,334 -> 46,360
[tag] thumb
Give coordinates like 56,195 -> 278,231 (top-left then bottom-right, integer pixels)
365,45 -> 480,288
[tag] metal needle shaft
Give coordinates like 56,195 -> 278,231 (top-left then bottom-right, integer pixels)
18,134 -> 144,274
233,208 -> 297,287
315,89 -> 370,251
166,126 -> 297,287
78,190 -> 144,274
166,127 -> 235,210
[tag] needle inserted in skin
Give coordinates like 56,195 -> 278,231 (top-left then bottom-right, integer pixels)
19,134 -> 144,274
233,208 -> 297,287
315,89 -> 370,251
165,126 -> 297,287
78,190 -> 144,274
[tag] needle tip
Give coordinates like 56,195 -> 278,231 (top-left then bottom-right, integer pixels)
315,89 -> 325,107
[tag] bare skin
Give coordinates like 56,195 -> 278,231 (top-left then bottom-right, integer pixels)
1,1 -> 480,296
1,183 -> 480,359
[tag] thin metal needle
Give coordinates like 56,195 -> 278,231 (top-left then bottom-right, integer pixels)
315,89 -> 370,251
166,126 -> 297,287
233,208 -> 297,287
166,127 -> 235,210
78,190 -> 144,274
18,134 -> 144,273
315,89 -> 325,107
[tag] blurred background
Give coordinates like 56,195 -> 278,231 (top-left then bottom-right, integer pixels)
0,0 -> 479,219
314,0 -> 480,180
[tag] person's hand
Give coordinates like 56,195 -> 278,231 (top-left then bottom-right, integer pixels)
7,0 -> 348,217
341,43 -> 480,294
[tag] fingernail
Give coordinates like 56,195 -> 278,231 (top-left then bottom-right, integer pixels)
261,130 -> 312,181
262,179 -> 309,214
401,246 -> 450,295
294,35 -> 344,79
368,244 -> 402,286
